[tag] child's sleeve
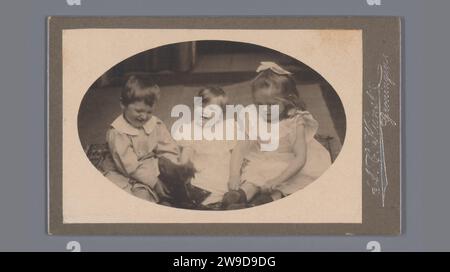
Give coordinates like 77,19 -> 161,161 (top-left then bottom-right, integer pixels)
155,122 -> 181,161
106,128 -> 159,187
292,111 -> 319,144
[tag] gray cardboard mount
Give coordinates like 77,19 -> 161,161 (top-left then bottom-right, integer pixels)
48,16 -> 401,235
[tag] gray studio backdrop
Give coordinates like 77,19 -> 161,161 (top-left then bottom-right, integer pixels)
0,0 -> 448,251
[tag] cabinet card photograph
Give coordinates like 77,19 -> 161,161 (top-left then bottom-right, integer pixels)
48,17 -> 401,235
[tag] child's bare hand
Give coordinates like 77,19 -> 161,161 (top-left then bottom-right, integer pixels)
154,180 -> 171,199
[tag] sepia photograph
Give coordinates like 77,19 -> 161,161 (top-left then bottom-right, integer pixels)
78,40 -> 346,210
48,17 -> 401,235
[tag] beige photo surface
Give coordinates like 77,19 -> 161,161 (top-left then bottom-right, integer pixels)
62,28 -> 362,224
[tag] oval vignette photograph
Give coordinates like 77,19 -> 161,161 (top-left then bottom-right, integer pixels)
77,40 -> 347,211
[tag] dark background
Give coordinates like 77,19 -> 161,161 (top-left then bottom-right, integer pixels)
0,0 -> 448,251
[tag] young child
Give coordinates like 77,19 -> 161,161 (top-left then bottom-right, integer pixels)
223,62 -> 332,209
102,75 -> 181,204
175,86 -> 238,206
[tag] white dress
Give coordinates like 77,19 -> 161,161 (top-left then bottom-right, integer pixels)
241,110 -> 332,195
174,117 -> 238,205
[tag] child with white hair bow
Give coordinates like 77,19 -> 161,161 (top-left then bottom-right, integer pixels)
222,62 -> 332,209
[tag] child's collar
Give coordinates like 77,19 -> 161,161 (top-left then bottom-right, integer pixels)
111,114 -> 159,136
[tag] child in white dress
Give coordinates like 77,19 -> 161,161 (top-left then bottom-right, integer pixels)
223,62 -> 332,209
176,87 -> 238,206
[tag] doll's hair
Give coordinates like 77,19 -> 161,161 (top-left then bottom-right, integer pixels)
197,86 -> 228,111
251,69 -> 306,112
120,75 -> 161,107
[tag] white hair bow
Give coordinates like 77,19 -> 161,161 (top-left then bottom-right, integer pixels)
256,61 -> 292,75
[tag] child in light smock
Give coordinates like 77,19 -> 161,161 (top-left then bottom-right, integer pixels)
175,87 -> 238,206
102,75 -> 180,204
223,62 -> 332,209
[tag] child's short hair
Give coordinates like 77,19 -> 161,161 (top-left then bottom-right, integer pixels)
198,86 -> 228,111
251,69 -> 305,111
121,75 -> 161,107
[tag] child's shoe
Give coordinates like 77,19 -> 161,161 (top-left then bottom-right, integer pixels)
248,193 -> 274,207
221,189 -> 247,209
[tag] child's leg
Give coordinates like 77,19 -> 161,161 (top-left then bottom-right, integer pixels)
104,170 -> 160,202
270,190 -> 283,201
240,182 -> 260,201
130,183 -> 159,203
132,187 -> 155,201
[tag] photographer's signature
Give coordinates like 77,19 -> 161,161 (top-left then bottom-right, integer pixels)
363,54 -> 397,207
